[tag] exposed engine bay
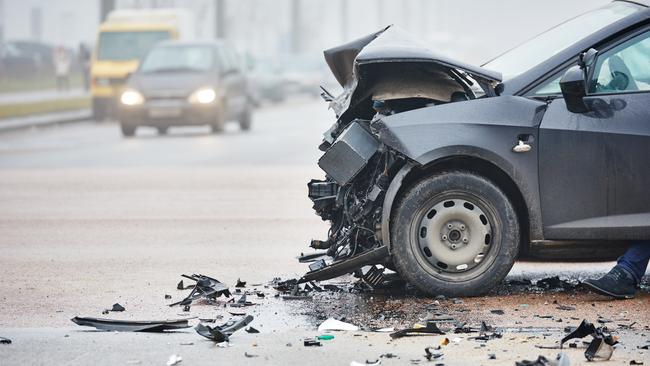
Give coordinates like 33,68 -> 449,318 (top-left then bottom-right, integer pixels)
299,25 -> 502,284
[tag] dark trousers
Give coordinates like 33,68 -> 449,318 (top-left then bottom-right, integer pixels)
618,241 -> 650,283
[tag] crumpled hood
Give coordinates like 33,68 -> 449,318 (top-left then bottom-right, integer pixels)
322,26 -> 502,119
323,25 -> 502,88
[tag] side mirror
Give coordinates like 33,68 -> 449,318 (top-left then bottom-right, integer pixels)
560,48 -> 598,114
560,65 -> 589,113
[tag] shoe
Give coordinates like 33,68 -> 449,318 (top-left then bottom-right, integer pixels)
583,266 -> 637,299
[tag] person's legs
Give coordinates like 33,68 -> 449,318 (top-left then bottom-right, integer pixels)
584,241 -> 650,299
617,241 -> 650,283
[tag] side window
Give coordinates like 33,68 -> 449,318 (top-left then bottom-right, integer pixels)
590,30 -> 650,94
217,48 -> 232,73
530,73 -> 564,96
225,47 -> 241,73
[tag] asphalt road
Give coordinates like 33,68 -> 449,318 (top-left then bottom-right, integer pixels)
0,98 -> 648,365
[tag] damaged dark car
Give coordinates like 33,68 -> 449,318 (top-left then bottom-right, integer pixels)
304,0 -> 650,296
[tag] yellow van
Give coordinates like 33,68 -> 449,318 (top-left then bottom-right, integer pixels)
91,9 -> 193,120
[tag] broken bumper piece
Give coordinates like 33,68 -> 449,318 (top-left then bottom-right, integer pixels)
169,274 -> 231,307
71,317 -> 190,332
195,315 -> 254,343
298,246 -> 389,283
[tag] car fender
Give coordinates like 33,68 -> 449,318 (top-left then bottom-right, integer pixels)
377,96 -> 547,250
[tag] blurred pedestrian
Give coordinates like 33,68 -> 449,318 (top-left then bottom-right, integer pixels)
78,43 -> 91,91
53,46 -> 70,91
584,241 -> 650,299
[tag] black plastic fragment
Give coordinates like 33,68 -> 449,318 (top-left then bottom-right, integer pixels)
390,321 -> 445,339
235,279 -> 246,288
169,274 -> 231,307
71,317 -> 190,332
229,294 -> 254,307
515,355 -> 552,366
490,310 -> 505,315
303,338 -> 322,347
245,326 -> 260,334
111,303 -> 125,312
561,319 -> 596,346
536,276 -> 576,290
195,315 -> 254,343
424,347 -> 443,361
0,337 -> 11,344
561,319 -> 617,361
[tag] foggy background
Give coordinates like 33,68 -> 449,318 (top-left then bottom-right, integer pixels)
0,0 -> 610,65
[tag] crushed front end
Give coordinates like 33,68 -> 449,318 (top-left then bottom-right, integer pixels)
303,119 -> 405,283
299,25 -> 501,284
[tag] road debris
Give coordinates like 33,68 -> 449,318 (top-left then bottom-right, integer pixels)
169,274 -> 231,307
515,353 -> 570,366
166,354 -> 182,366
304,338 -> 322,347
229,294 -> 254,307
71,317 -> 190,332
561,319 -> 618,361
424,347 -> 443,361
318,318 -> 359,332
318,334 -> 335,340
536,276 -> 577,291
390,321 -> 445,339
245,326 -> 260,334
244,352 -> 258,358
0,337 -> 11,344
101,303 -> 125,314
235,279 -> 246,288
351,360 -> 381,366
195,315 -> 254,343
555,305 -> 576,311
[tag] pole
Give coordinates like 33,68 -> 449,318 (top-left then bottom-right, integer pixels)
377,0 -> 385,28
215,0 -> 226,39
340,0 -> 348,41
100,0 -> 115,22
290,0 -> 300,53
0,0 -> 4,43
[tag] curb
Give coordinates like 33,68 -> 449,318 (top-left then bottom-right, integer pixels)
0,109 -> 92,133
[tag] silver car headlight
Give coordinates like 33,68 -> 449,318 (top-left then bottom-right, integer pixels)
120,89 -> 145,106
188,87 -> 217,104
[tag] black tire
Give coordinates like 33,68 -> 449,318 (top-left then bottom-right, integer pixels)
92,98 -> 107,121
120,122 -> 136,137
157,126 -> 168,135
239,105 -> 252,131
210,106 -> 225,134
391,171 -> 519,297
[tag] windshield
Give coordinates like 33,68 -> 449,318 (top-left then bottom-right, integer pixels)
484,2 -> 642,80
97,31 -> 171,61
139,45 -> 215,73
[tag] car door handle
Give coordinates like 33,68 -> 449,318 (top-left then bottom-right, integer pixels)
512,140 -> 532,153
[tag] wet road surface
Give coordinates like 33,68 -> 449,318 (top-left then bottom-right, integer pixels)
0,98 -> 648,365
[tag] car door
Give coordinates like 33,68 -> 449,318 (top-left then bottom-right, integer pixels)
538,27 -> 650,241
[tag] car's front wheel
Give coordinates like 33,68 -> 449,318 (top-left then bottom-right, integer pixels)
391,171 -> 519,297
120,122 -> 136,137
239,104 -> 253,131
210,105 -> 226,134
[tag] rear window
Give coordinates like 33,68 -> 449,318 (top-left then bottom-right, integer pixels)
97,31 -> 171,61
